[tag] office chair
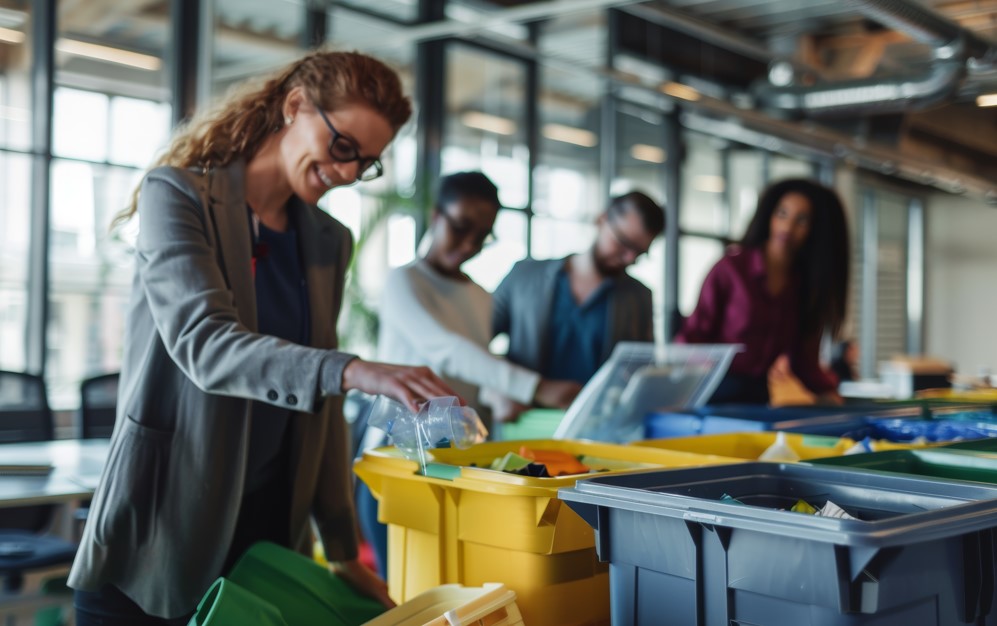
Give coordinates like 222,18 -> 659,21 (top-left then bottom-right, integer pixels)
78,373 -> 119,439
0,371 -> 78,602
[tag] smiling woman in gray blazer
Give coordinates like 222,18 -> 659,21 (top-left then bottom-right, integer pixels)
67,51 -> 456,625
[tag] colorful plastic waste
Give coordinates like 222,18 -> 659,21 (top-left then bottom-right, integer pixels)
791,499 -> 817,514
517,446 -> 590,476
817,501 -> 858,520
488,452 -> 532,473
720,493 -> 746,505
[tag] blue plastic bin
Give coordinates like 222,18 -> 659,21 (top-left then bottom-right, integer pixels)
560,462 -> 997,625
862,418 -> 997,443
644,404 -> 923,439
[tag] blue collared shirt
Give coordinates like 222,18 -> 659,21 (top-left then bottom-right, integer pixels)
245,220 -> 311,494
542,270 -> 611,384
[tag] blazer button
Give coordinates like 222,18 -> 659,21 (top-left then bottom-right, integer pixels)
267,389 -> 279,401
287,394 -> 298,406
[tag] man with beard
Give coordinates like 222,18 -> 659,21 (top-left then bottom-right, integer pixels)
490,191 -> 664,421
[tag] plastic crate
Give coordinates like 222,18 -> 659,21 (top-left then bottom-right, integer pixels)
559,462 -> 997,625
632,432 -> 931,461
363,583 -> 523,626
944,438 -> 997,454
808,448 -> 997,484
353,440 -> 739,626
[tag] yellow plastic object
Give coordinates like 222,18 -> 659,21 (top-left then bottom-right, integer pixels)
354,439 -> 739,626
363,583 -> 523,626
916,389 -> 997,402
633,432 -> 936,461
633,432 -> 852,461
865,439 -> 940,452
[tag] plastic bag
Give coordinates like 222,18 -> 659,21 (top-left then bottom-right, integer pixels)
366,395 -> 487,472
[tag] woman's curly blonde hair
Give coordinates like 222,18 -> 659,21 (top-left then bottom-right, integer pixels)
113,49 -> 411,228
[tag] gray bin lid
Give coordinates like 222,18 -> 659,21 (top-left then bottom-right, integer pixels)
559,461 -> 997,549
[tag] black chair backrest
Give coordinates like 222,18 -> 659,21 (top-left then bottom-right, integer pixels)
0,371 -> 55,531
79,372 -> 120,439
0,371 -> 53,443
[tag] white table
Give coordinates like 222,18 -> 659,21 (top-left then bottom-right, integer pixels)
0,439 -> 111,542
0,441 -> 113,618
0,439 -> 110,496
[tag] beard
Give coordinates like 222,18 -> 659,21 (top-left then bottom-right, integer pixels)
592,249 -> 627,277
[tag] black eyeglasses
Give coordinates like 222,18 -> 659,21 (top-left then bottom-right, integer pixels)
439,210 -> 496,248
606,218 -> 649,258
313,104 -> 384,182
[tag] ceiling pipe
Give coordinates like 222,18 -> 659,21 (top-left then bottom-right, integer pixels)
756,0 -> 995,115
847,0 -> 994,60
759,59 -> 965,115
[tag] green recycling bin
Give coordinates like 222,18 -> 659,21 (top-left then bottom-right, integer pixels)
189,578 -> 287,626
808,448 -> 997,484
190,542 -> 386,626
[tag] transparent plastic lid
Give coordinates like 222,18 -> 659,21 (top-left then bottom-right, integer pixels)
553,342 -> 740,443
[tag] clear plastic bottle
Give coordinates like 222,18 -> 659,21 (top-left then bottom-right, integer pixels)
758,431 -> 801,462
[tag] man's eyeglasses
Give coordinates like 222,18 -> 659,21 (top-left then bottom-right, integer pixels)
439,210 -> 496,248
605,218 -> 649,258
313,104 -> 384,182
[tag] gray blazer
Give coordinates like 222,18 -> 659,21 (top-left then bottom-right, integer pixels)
492,256 -> 655,374
68,161 -> 359,618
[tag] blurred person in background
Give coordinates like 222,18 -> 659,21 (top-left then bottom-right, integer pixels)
361,171 -> 582,574
490,191 -> 665,422
677,178 -> 849,405
378,171 -> 583,426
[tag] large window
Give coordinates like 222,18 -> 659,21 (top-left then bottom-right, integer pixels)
0,0 -> 31,371
678,132 -> 728,318
0,151 -> 30,371
48,2 -> 172,407
443,43 -> 530,288
210,0 -> 303,97
680,131 -> 727,236
324,7 -> 418,356
0,0 -> 30,150
614,104 -> 669,330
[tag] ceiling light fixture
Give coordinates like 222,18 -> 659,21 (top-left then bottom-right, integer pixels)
0,27 -> 24,44
977,93 -> 997,107
630,144 -> 666,164
542,123 -> 598,147
693,174 -> 726,194
55,39 -> 161,71
460,111 -> 517,136
661,81 -> 701,102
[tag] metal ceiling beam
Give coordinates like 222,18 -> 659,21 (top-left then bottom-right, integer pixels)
618,3 -> 774,64
372,0 -> 647,46
847,0 -> 995,58
592,61 -> 995,200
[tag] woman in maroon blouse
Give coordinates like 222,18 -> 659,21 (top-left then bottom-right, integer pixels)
677,178 -> 849,404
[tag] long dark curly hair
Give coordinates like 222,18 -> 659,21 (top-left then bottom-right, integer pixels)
741,178 -> 850,339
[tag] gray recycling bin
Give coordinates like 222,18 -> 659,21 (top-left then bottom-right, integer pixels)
559,462 -> 997,625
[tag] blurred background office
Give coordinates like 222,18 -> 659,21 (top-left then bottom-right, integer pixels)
0,0 -> 995,424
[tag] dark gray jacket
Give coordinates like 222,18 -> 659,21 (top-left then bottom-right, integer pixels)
68,161 -> 358,618
492,256 -> 655,374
